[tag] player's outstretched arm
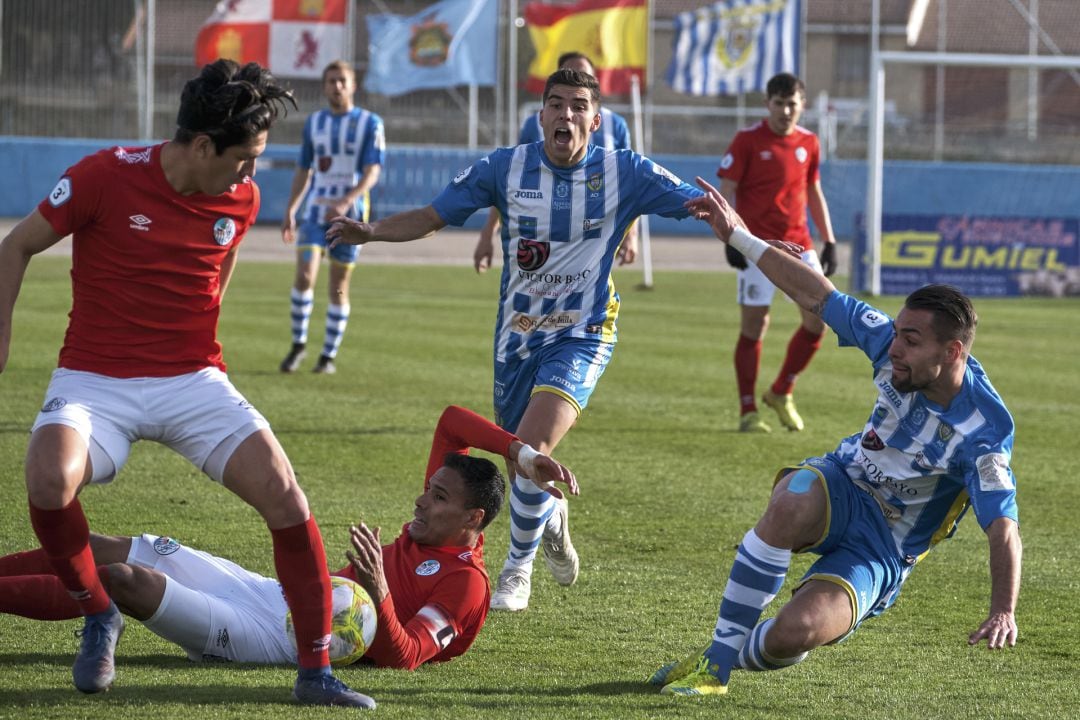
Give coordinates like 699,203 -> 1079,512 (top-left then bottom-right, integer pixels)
511,441 -> 579,499
327,205 -> 445,248
969,517 -> 1021,649
0,210 -> 63,373
686,176 -> 835,315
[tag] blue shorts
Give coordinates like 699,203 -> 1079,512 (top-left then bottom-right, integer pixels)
493,338 -> 614,432
777,457 -> 912,642
297,221 -> 360,265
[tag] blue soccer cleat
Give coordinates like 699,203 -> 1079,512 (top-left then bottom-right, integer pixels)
72,603 -> 125,693
293,672 -> 377,709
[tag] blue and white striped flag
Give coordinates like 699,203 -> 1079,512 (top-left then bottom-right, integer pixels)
666,0 -> 802,96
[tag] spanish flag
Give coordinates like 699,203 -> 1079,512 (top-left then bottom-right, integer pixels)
524,0 -> 647,96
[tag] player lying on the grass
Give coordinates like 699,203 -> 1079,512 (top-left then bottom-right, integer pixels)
649,178 -> 1021,697
0,406 -> 576,670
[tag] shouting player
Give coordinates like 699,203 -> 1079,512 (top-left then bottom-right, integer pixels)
326,68 -> 705,612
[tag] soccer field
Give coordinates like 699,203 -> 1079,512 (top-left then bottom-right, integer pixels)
1,257 -> 1077,719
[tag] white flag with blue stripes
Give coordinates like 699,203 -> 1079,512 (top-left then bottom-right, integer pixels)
666,0 -> 802,96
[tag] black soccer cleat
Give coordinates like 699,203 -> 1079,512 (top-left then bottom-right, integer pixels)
280,343 -> 307,373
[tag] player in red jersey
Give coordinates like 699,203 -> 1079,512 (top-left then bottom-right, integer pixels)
0,60 -> 375,708
0,406 -> 576,670
717,73 -> 839,434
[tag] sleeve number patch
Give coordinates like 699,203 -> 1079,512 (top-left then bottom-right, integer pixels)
49,177 -> 72,207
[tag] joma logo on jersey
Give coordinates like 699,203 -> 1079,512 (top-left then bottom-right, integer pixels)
877,378 -> 903,409
514,190 -> 544,199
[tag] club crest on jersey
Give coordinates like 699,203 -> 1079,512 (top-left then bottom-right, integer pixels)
937,423 -> 954,442
517,238 -> 550,271
861,429 -> 886,452
213,218 -> 237,246
795,147 -> 808,163
48,177 -> 72,207
153,536 -> 181,555
41,397 -> 67,412
415,560 -> 441,576
587,173 -> 603,192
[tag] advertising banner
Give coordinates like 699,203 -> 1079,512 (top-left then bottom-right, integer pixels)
854,214 -> 1079,297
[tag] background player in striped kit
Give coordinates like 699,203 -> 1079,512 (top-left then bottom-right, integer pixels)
473,52 -> 638,273
717,73 -> 838,433
280,60 -> 384,375
326,69 -> 705,613
652,178 -> 1021,698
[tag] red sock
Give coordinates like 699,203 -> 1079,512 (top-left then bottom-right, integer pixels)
735,335 -> 762,415
771,327 -> 824,396
0,567 -> 111,620
271,516 -> 332,670
28,499 -> 111,615
0,547 -> 53,577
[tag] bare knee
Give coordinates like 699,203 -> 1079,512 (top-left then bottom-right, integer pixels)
104,563 -> 165,621
740,306 -> 770,340
756,477 -> 826,550
766,583 -> 852,657
223,433 -> 310,529
25,429 -> 91,509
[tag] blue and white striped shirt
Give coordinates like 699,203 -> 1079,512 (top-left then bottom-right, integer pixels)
433,142 -> 702,362
822,291 -> 1019,564
298,107 -> 385,225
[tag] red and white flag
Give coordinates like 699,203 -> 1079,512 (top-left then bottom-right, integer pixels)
194,0 -> 347,79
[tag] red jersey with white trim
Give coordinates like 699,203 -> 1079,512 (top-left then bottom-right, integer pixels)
334,405 -> 518,669
716,120 -> 820,250
37,143 -> 259,378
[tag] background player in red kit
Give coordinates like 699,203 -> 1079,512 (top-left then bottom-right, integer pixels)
0,60 -> 374,708
717,73 -> 839,434
0,406 -> 577,671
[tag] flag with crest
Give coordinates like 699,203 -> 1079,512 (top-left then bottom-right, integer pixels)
666,0 -> 802,96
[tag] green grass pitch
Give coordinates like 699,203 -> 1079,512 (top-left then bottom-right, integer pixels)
1,255 -> 1077,719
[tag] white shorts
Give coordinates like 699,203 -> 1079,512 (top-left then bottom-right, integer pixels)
737,249 -> 823,307
31,367 -> 270,483
127,534 -> 294,664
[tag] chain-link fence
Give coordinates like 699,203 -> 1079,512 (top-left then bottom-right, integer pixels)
0,0 -> 1077,162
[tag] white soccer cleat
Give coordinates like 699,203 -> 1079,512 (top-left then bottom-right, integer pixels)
490,568 -> 531,612
542,497 -> 579,586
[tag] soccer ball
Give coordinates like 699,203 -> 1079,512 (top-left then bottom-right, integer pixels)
285,576 -> 377,667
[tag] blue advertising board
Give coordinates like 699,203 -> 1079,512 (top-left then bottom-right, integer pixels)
854,214 -> 1080,297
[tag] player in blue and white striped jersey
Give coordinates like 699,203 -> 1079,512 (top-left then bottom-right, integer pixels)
280,60 -> 385,375
652,178 -> 1021,698
473,52 -> 638,274
328,68 -> 704,613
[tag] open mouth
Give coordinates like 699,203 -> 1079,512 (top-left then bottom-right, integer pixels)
553,128 -> 572,145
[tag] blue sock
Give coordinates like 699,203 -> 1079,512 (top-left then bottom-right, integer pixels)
736,617 -> 809,671
704,529 -> 791,683
297,665 -> 332,680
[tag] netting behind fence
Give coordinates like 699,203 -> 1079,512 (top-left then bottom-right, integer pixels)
0,0 -> 1076,163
